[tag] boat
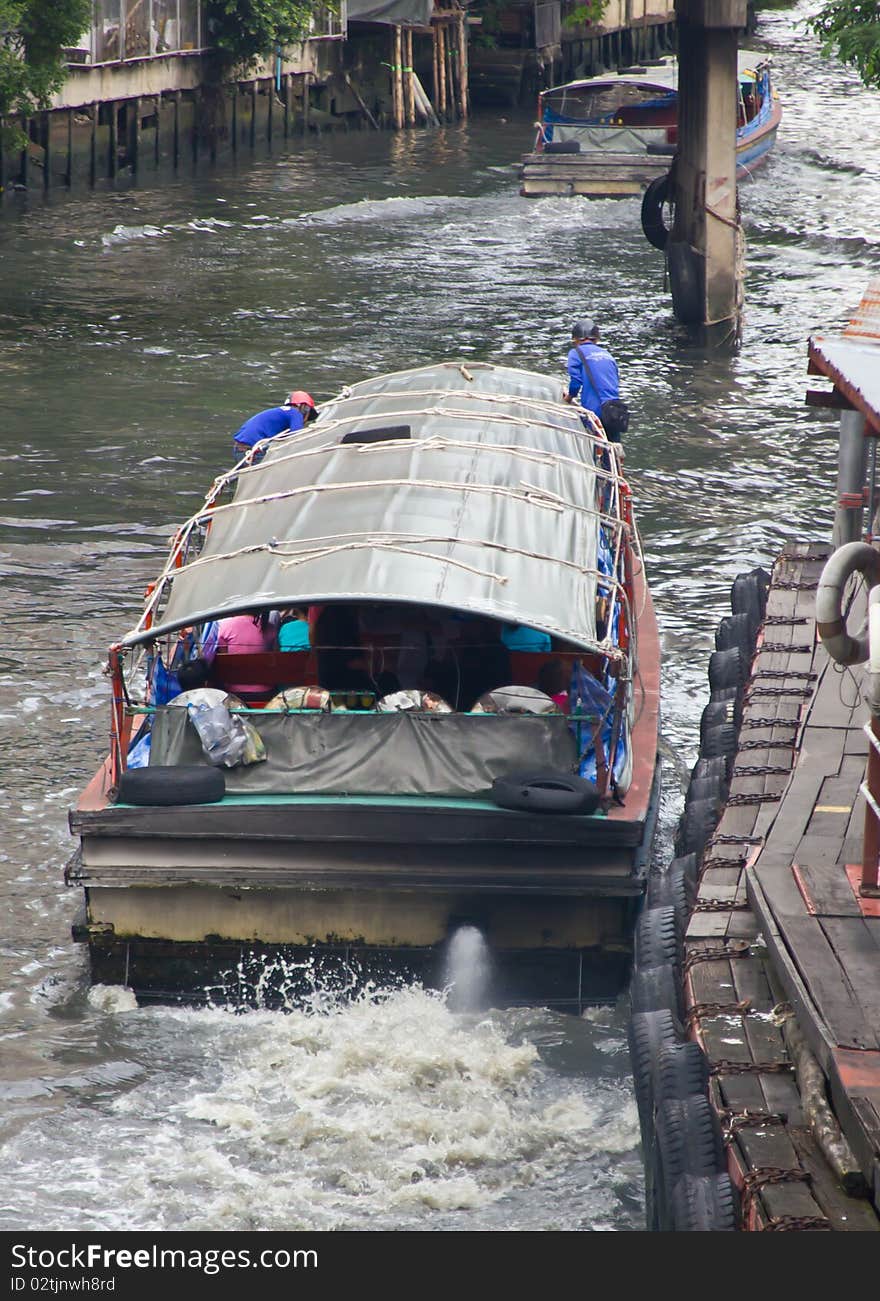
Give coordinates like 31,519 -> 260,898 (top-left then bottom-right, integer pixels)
66,362 -> 660,1011
519,51 -> 782,197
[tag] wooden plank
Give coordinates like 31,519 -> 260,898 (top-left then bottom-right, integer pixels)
776,916 -> 878,1051
788,1128 -> 880,1230
821,918 -> 880,1040
794,860 -> 863,916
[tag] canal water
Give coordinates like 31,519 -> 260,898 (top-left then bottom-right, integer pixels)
1,1 -> 879,1231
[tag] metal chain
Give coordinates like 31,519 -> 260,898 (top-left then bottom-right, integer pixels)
746,685 -> 814,698
727,792 -> 783,805
764,615 -> 809,625
700,855 -> 747,870
736,738 -> 796,750
685,999 -> 752,1030
711,1059 -> 793,1075
740,716 -> 799,729
731,764 -> 792,776
764,1215 -> 833,1232
681,942 -> 752,972
753,669 -> 817,681
758,643 -> 813,654
719,1108 -> 787,1135
693,899 -> 750,912
773,579 -> 818,590
740,1166 -> 814,1227
708,834 -> 764,845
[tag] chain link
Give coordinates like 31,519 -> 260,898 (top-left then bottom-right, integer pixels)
727,792 -> 782,805
732,764 -> 792,776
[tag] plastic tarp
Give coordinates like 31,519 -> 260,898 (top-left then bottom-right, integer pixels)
126,362 -> 604,653
150,708 -> 578,797
346,0 -> 432,25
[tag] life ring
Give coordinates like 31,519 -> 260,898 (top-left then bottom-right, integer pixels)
641,173 -> 672,251
816,541 -> 880,665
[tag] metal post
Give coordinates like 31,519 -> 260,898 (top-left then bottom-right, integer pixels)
833,409 -> 868,548
863,718 -> 880,894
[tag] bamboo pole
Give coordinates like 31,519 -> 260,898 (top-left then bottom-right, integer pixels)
457,9 -> 469,120
404,28 -> 415,127
438,23 -> 448,120
394,26 -> 404,129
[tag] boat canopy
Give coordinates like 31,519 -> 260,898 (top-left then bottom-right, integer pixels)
123,362 -> 615,653
541,50 -> 769,100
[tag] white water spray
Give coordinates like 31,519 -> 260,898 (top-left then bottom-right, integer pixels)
444,925 -> 491,1012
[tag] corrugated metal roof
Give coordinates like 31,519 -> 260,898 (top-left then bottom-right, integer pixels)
808,278 -> 880,434
122,363 -> 620,653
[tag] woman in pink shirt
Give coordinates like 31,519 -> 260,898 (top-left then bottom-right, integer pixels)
212,612 -> 277,699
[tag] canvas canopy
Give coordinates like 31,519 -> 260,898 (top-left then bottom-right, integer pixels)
346,0 -> 433,25
124,362 -> 612,652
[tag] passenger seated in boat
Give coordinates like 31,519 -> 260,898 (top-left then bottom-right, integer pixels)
177,657 -> 211,692
536,658 -> 570,713
457,618 -> 511,712
312,604 -> 398,695
278,607 -> 311,651
207,611 -> 277,701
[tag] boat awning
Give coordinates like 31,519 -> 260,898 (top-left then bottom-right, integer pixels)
123,363 -> 612,653
808,279 -> 880,436
541,50 -> 769,98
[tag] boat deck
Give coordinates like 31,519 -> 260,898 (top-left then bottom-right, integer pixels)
683,542 -> 880,1229
519,150 -> 669,198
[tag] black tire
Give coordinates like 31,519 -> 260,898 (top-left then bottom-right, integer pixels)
116,765 -> 226,807
668,852 -> 699,885
716,611 -> 756,653
628,1008 -> 683,1148
489,770 -> 599,815
731,567 -> 771,625
708,646 -> 748,693
653,1095 -> 726,1230
630,963 -> 682,1023
652,1041 -> 711,1110
544,139 -> 581,154
700,699 -> 738,748
708,684 -> 744,728
635,904 -> 682,970
641,172 -> 672,251
700,721 -> 738,764
645,859 -> 696,929
670,1172 -> 737,1232
675,796 -> 721,858
686,773 -> 725,808
691,755 -> 729,783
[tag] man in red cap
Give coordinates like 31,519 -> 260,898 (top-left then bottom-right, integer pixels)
232,390 -> 317,460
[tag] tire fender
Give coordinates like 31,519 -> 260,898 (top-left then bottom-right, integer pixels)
816,541 -> 880,665
641,173 -> 671,251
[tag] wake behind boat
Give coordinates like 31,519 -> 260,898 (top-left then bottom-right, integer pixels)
520,51 -> 781,198
67,362 -> 660,1010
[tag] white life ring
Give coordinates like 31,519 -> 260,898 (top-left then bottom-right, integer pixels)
816,541 -> 880,665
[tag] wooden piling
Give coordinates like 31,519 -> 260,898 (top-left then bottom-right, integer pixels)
130,97 -> 140,176
108,102 -> 117,179
90,103 -> 97,186
173,91 -> 180,170
437,24 -> 448,119
394,26 -> 404,129
404,28 -> 415,127
284,74 -> 291,137
303,73 -> 311,135
446,26 -> 456,119
457,9 -> 469,119
40,112 -> 50,193
432,23 -> 440,115
250,80 -> 258,148
67,108 -> 75,188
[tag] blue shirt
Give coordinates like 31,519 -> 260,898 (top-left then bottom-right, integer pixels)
278,619 -> 311,650
233,406 -> 305,448
566,342 -> 620,417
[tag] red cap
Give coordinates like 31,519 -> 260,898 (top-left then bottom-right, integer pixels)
288,390 -> 315,408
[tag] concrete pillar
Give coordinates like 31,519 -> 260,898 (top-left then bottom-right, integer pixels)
834,410 -> 868,548
669,0 -> 747,345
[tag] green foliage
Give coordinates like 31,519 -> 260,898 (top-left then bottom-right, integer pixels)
808,1 -> 880,89
206,0 -> 331,71
564,0 -> 609,29
0,0 -> 91,119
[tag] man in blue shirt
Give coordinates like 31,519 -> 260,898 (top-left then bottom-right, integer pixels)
232,390 -> 316,459
563,320 -> 621,428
